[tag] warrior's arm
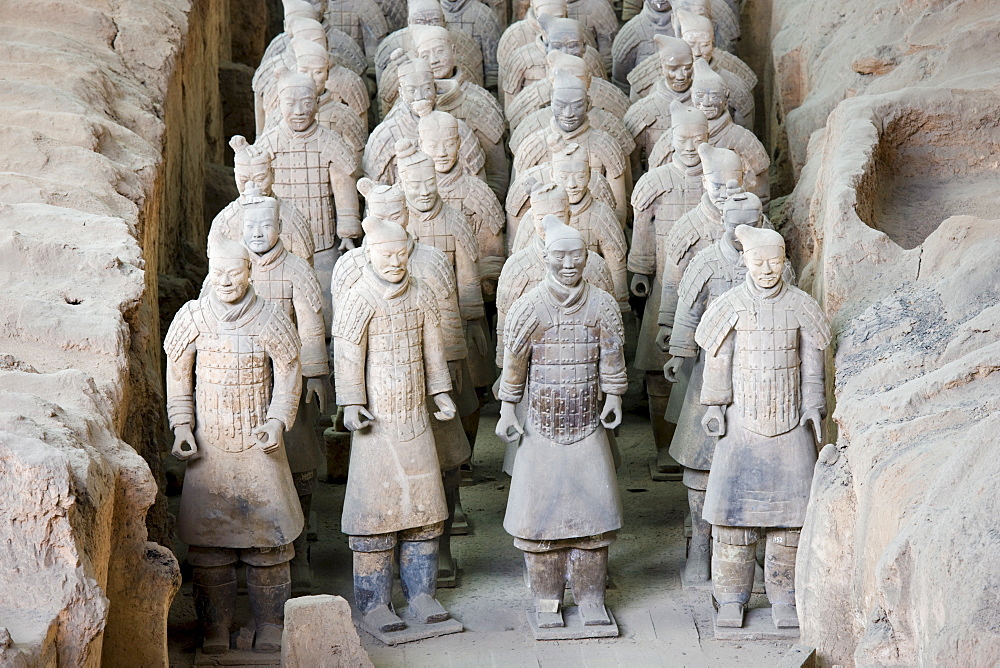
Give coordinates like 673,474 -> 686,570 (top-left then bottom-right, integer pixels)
329,165 -> 362,239
166,343 -> 197,429
456,240 -> 486,322
333,333 -> 369,407
799,328 -> 827,416
599,231 -> 630,309
267,348 -> 303,430
627,203 -> 656,277
657,257 -> 685,330
496,338 -> 530,404
292,280 -> 331,378
700,329 -> 735,406
422,309 -> 454,398
669,281 -> 710,358
606,168 -> 628,223
482,138 -> 510,202
598,308 -> 629,397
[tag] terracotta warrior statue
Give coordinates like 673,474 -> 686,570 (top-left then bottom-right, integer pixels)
259,8 -> 366,89
212,137 -> 315,266
627,101 -> 708,477
507,49 -> 631,134
323,0 -> 389,71
333,179 -> 476,587
375,0 -> 484,115
513,71 -> 629,222
612,0 -> 675,90
166,233 -> 302,654
496,214 -> 626,633
511,139 -> 629,312
365,54 -> 486,186
412,26 -> 509,200
623,36 -> 694,174
332,215 -> 461,637
498,0 -> 567,75
649,59 -> 769,205
253,68 -> 360,327
502,15 -> 606,111
671,0 -> 739,55
235,184 -> 329,593
565,0 -> 619,74
695,224 -> 831,629
439,0 -> 503,90
665,192 -> 790,583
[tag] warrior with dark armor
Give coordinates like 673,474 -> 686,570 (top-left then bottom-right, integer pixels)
695,225 -> 831,630
496,214 -> 627,632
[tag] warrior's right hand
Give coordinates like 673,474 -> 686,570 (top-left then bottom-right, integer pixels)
171,425 -> 198,461
702,405 -> 727,437
495,402 -> 524,443
663,356 -> 684,382
344,405 -> 374,431
630,274 -> 650,297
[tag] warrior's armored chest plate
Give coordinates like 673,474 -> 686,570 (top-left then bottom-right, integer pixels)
414,217 -> 458,267
268,134 -> 336,251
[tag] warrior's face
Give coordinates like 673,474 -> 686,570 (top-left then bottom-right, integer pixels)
280,86 -> 317,131
401,165 -> 440,212
418,125 -> 460,173
551,160 -> 589,204
410,8 -> 446,26
369,239 -> 411,283
647,0 -> 671,13
692,82 -> 728,120
210,257 -> 252,303
369,198 -> 410,229
243,207 -> 281,255
297,56 -> 329,94
745,246 -> 785,290
551,85 -> 588,133
400,72 -> 437,117
546,25 -> 585,58
662,54 -> 694,92
544,238 -> 587,286
723,206 -> 761,237
672,126 -> 708,168
235,165 -> 274,196
417,38 -> 456,80
533,203 -> 570,237
683,30 -> 714,61
704,171 -> 742,207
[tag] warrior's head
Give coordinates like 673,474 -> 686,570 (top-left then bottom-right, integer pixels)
363,216 -> 411,284
283,0 -> 320,30
531,0 -> 567,21
540,15 -> 585,59
699,144 -> 743,209
287,17 -> 327,49
691,58 -> 728,121
676,9 -> 715,61
395,52 -> 437,117
293,37 -> 329,94
230,136 -> 274,196
413,25 -> 456,80
722,192 -> 763,243
276,67 -> 318,132
396,138 -> 441,212
208,232 -> 252,304
241,182 -> 282,255
653,35 -> 693,93
546,51 -> 592,90
645,0 -> 672,16
408,0 -> 447,27
549,135 -> 590,205
550,71 -> 589,133
527,179 -> 570,237
418,111 -> 461,174
669,100 -> 709,168
736,225 -> 785,291
358,178 -> 410,230
672,0 -> 712,28
542,214 -> 587,287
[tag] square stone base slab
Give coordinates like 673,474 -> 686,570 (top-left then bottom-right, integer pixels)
679,563 -> 713,591
194,649 -> 280,666
649,459 -> 683,482
360,613 -> 464,646
710,604 -> 800,641
527,606 -> 619,640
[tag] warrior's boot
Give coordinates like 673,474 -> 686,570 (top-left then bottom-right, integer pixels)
684,486 -> 712,583
400,538 -> 450,623
647,371 -> 680,474
569,547 -> 611,626
353,549 -> 404,632
246,562 -> 290,652
291,493 -> 313,593
765,529 -> 800,628
524,549 -> 568,628
439,467 -> 461,582
192,565 -> 237,654
712,526 -> 757,628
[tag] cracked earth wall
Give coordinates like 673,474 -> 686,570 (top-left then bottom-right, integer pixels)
746,1 -> 1000,665
0,0 -> 273,664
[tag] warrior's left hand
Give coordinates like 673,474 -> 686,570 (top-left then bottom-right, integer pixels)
800,408 -> 822,443
432,393 -> 457,421
338,237 -> 357,252
253,418 -> 285,454
468,320 -> 488,356
306,377 -> 328,412
448,361 -> 463,395
600,394 -> 623,430
655,326 -> 671,353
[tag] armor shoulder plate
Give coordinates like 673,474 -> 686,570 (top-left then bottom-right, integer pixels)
504,288 -> 542,355
716,50 -> 758,89
413,279 -> 442,326
285,254 -> 324,314
626,52 -> 657,92
513,131 -> 549,173
418,245 -> 458,298
319,127 -> 359,175
497,253 -> 534,312
592,286 -> 625,346
326,27 -> 367,74
584,47 -> 606,78
589,171 -> 616,210
327,67 -> 369,115
461,84 -> 505,144
463,177 -> 505,234
623,96 -> 657,138
591,200 -> 627,255
509,110 -> 547,154
676,249 -> 715,311
611,18 -> 642,63
502,43 -> 537,95
330,248 -> 365,306
446,205 -> 481,259
209,201 -> 240,241
163,302 -> 200,363
592,109 -> 636,156
457,119 -> 487,174
730,126 -> 770,175
357,0 -> 389,39
695,289 -> 740,355
374,30 -> 404,74
507,81 -> 547,127
506,164 -> 550,212
590,127 -> 626,177
261,302 -> 302,366
663,212 -> 700,265
710,0 -> 741,43
278,198 -> 316,258
591,79 -> 632,118
631,166 -> 673,211
584,253 -> 615,295
332,286 -> 376,344
788,286 -> 833,350
363,122 -> 399,180
452,30 -> 485,72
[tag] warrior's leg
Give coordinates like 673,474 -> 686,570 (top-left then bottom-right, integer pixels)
349,534 -> 404,632
712,525 -> 758,628
569,546 -> 611,626
439,467 -> 461,580
190,551 -> 237,655
523,548 -> 568,628
684,472 -> 712,583
647,371 -> 680,474
290,470 -> 315,593
399,523 -> 450,623
244,555 -> 291,653
765,528 -> 801,628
